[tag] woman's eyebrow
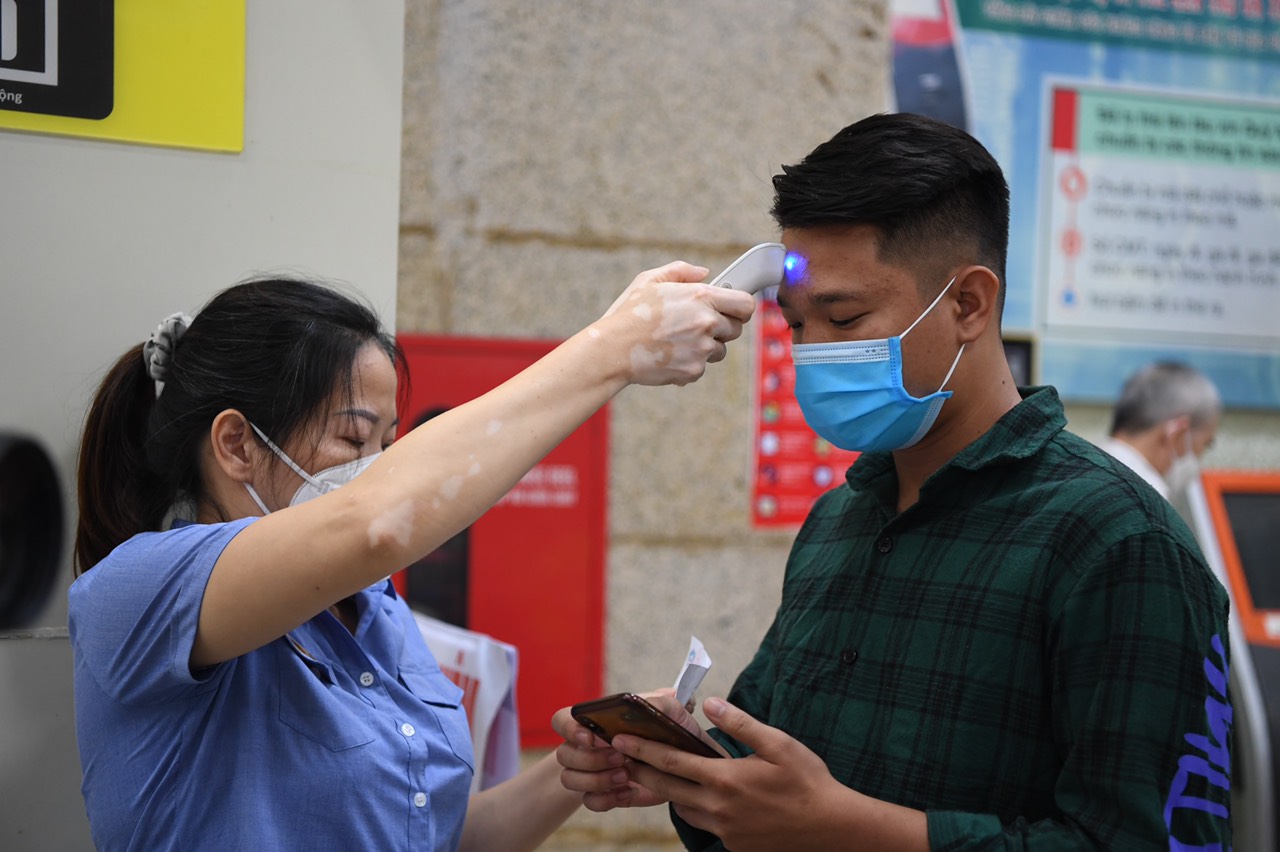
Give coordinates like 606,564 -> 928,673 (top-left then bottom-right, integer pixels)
333,408 -> 399,429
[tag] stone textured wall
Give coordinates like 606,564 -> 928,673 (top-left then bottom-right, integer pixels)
395,3 -> 1280,848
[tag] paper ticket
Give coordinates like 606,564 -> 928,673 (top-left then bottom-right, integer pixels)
673,635 -> 712,707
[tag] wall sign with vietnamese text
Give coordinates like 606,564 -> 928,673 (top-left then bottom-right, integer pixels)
0,0 -> 113,120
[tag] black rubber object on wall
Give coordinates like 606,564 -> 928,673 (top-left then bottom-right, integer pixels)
0,433 -> 63,629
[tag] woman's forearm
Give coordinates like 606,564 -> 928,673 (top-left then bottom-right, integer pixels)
193,264 -> 753,666
460,753 -> 582,852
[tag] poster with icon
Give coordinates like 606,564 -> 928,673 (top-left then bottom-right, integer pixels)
1043,84 -> 1280,346
751,292 -> 860,528
889,0 -> 1280,409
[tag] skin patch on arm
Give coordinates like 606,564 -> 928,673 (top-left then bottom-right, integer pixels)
629,343 -> 670,374
440,475 -> 464,500
367,499 -> 415,550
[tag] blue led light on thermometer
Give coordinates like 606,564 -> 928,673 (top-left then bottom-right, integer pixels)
783,251 -> 807,282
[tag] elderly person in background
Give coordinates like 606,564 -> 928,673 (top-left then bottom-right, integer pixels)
1101,360 -> 1222,505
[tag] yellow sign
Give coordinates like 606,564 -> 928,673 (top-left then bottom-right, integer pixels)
0,1 -> 245,153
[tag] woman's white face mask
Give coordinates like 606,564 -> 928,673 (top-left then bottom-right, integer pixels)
244,422 -> 380,514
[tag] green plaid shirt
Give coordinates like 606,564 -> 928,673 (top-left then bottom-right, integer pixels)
675,387 -> 1231,850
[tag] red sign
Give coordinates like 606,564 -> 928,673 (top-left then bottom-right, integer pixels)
751,295 -> 860,527
394,336 -> 607,747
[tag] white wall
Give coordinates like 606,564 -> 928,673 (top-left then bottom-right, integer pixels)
0,1 -> 406,630
0,4 -> 406,848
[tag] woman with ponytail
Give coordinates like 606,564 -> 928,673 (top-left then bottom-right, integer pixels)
70,268 -> 753,851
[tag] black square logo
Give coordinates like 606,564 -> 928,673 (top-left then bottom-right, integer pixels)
0,0 -> 113,120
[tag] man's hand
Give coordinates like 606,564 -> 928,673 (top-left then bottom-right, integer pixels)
611,697 -> 852,852
552,689 -> 704,812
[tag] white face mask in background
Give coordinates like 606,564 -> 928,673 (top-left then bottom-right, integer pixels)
244,422 -> 380,514
1165,429 -> 1201,496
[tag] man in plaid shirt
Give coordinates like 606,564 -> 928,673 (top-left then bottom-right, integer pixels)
554,113 -> 1232,850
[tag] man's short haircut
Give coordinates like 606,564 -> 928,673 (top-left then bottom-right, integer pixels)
1110,361 -> 1222,435
770,113 -> 1011,311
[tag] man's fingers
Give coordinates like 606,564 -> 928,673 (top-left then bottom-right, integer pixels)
703,697 -> 785,757
613,735 -> 716,787
622,753 -> 709,808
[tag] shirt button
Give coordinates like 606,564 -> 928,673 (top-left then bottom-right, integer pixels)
401,722 -> 416,737
359,672 -> 375,687
413,792 -> 427,808
840,649 -> 858,665
876,537 -> 893,554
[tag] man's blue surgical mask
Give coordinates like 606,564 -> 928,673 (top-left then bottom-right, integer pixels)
244,423 -> 380,514
792,277 -> 964,453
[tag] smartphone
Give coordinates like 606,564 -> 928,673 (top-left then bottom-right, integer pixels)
571,693 -> 722,759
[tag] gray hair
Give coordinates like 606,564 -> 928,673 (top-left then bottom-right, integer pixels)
1110,361 -> 1222,435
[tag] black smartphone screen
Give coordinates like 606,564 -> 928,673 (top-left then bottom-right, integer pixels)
570,693 -> 722,759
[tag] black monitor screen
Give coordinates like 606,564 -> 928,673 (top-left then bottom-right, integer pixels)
1223,492 -> 1280,610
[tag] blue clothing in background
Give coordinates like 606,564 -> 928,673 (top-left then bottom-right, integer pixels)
68,518 -> 474,851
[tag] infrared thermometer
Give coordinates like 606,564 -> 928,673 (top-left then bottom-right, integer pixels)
707,242 -> 787,295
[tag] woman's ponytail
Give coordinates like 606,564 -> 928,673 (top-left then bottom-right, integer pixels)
74,345 -> 174,573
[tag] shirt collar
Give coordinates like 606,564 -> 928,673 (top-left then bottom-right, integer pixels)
946,385 -> 1067,471
846,386 -> 1067,496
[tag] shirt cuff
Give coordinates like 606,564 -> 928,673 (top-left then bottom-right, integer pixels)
926,811 -> 1004,851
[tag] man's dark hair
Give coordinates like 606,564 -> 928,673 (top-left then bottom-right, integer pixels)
771,113 -> 1010,310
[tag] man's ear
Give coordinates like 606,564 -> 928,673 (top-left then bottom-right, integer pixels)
208,410 -> 258,484
951,265 -> 1001,344
1163,414 -> 1193,450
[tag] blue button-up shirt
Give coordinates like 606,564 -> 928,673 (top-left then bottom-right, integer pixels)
69,518 -> 474,851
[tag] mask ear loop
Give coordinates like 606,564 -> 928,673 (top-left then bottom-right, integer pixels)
249,423 -> 324,489
1164,416 -> 1195,459
244,483 -> 272,515
899,276 -> 965,394
900,276 -> 957,340
936,344 -> 966,394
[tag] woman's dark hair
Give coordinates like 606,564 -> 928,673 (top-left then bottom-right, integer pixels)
75,277 -> 406,573
771,112 -> 1011,311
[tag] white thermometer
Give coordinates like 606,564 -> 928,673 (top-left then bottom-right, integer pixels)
707,242 -> 787,295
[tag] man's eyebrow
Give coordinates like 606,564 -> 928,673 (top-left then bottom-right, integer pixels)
811,290 -> 867,305
775,287 -> 868,309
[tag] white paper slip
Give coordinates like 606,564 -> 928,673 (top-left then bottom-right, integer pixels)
673,635 -> 712,707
